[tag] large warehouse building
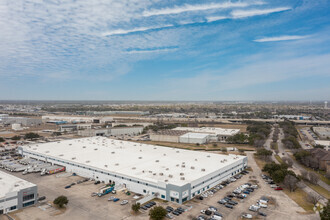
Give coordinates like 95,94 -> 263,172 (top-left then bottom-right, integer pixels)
0,170 -> 38,214
18,137 -> 247,204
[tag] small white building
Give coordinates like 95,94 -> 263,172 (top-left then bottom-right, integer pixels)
179,132 -> 210,144
314,140 -> 330,151
173,127 -> 240,141
0,171 -> 38,214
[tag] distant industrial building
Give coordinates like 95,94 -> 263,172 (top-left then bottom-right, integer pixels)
313,127 -> 330,140
59,124 -> 92,132
0,116 -> 41,127
18,137 -> 247,204
78,126 -> 143,137
111,122 -> 153,128
150,130 -> 188,143
0,170 -> 38,214
84,111 -> 149,116
273,115 -> 311,120
42,115 -> 113,124
179,132 -> 210,144
173,127 -> 240,141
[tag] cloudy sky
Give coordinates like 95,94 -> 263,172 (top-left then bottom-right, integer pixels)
0,0 -> 329,101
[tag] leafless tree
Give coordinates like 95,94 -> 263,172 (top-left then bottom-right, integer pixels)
301,170 -> 308,181
308,172 -> 320,185
283,175 -> 298,192
307,193 -> 321,205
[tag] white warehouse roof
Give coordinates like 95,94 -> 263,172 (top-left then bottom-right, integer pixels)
180,132 -> 210,139
173,127 -> 240,136
0,170 -> 36,198
21,137 -> 245,186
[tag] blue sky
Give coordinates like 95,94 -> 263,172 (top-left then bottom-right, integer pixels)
0,0 -> 329,101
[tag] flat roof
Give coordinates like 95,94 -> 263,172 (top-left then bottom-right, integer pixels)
173,127 -> 240,136
22,137 -> 245,186
0,170 -> 36,198
180,132 -> 210,139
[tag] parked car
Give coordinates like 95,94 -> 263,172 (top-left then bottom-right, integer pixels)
243,191 -> 250,194
208,206 -> 217,212
259,212 -> 267,216
241,213 -> 253,219
113,198 -> 120,202
218,199 -> 227,204
166,213 -> 174,219
225,204 -> 233,209
108,196 -> 115,201
257,202 -> 267,208
214,211 -> 223,217
275,187 -> 283,190
120,200 -> 128,205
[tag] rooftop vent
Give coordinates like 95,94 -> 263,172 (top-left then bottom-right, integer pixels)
201,168 -> 206,172
159,173 -> 163,176
59,154 -> 64,156
72,157 -> 76,160
86,161 -> 90,163
104,165 -> 108,168
155,160 -> 159,162
94,148 -> 98,150
149,171 -> 152,173
163,154 -> 166,156
83,146 -> 86,148
181,165 -> 185,168
180,177 -> 185,180
191,166 -> 195,169
138,157 -> 142,159
153,173 -> 156,176
111,151 -> 115,154
154,147 -> 157,149
176,151 -> 180,153
169,174 -> 173,178
132,167 -> 136,170
207,155 -> 210,158
165,179 -> 168,182
180,173 -> 184,176
115,163 -> 119,166
195,159 -> 198,161
69,144 -> 72,146
176,164 -> 179,167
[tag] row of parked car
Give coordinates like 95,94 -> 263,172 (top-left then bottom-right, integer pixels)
242,196 -> 270,218
262,174 -> 283,190
140,201 -> 156,210
196,171 -> 250,220
165,206 -> 187,218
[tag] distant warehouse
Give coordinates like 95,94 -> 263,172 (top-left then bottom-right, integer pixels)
0,170 -> 38,214
173,127 -> 240,142
18,137 -> 247,204
78,126 -> 143,137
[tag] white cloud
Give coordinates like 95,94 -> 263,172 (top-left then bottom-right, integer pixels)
206,16 -> 228,22
254,35 -> 307,42
232,7 -> 291,18
102,25 -> 173,36
143,2 -> 261,17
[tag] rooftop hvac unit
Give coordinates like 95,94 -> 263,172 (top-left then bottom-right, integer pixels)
59,154 -> 64,156
140,150 -> 142,152
180,173 -> 184,176
165,179 -> 168,182
132,167 -> 136,170
180,177 -> 185,180
159,173 -> 163,176
195,159 -> 198,161
138,157 -> 142,159
201,168 -> 206,172
154,147 -> 157,149
169,174 -> 173,178
176,164 -> 179,167
115,163 -> 119,166
69,144 -> 72,146
191,166 -> 195,169
33,148 -> 37,150
72,157 -> 76,160
149,171 -> 152,173
155,160 -> 159,162
166,168 -> 169,170
181,165 -> 185,168
163,154 -> 166,156
83,146 -> 86,148
111,151 -> 115,154
153,173 -> 156,175
86,161 -> 90,163
94,148 -> 98,150
45,151 -> 49,153
207,155 -> 210,157
142,170 -> 145,173
176,151 -> 180,153
104,165 -> 108,168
